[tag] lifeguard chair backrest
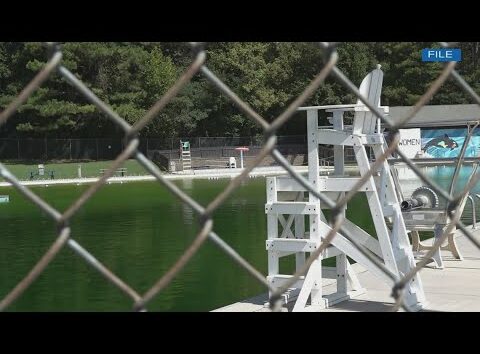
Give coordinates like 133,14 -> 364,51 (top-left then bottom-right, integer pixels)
352,65 -> 384,135
180,141 -> 190,151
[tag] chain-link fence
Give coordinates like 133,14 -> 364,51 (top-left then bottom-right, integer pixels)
0,42 -> 478,312
0,135 -> 308,161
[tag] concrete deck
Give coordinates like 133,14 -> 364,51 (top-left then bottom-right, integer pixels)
0,166 -> 316,187
214,227 -> 480,312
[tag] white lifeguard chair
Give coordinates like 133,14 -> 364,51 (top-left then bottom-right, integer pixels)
265,65 -> 426,311
180,140 -> 192,171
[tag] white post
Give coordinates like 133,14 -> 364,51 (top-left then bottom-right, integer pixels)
306,109 -> 324,307
267,177 -> 279,298
78,164 -> 82,178
332,110 -> 345,175
332,110 -> 348,295
240,150 -> 244,169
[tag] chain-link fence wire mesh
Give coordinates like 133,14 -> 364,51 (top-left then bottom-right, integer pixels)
0,41 -> 479,312
0,136 -> 308,161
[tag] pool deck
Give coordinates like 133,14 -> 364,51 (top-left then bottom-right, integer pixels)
0,165 -> 351,187
213,226 -> 480,312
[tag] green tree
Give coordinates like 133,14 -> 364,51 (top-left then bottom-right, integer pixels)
2,42 -> 480,140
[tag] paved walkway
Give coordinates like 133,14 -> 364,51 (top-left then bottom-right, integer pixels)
0,166 -> 317,187
214,227 -> 480,312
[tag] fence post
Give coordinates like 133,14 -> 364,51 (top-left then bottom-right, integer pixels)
69,139 -> 72,160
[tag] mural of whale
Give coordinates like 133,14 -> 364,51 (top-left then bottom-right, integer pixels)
423,134 -> 459,151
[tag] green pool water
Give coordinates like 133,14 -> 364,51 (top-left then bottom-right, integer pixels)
0,176 -> 375,312
0,165 -> 477,311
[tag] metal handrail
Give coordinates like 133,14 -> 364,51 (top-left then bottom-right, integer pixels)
468,195 -> 477,229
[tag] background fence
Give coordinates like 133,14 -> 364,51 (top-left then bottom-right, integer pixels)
0,135 -> 371,164
0,135 -> 305,161
1,42 -> 477,312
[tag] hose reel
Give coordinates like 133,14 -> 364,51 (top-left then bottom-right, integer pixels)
401,186 -> 439,211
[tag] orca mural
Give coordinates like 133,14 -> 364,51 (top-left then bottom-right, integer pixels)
421,128 -> 479,158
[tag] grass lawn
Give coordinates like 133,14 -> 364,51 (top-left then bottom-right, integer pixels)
1,159 -> 150,181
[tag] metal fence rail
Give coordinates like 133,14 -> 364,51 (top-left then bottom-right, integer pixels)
0,42 -> 479,312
